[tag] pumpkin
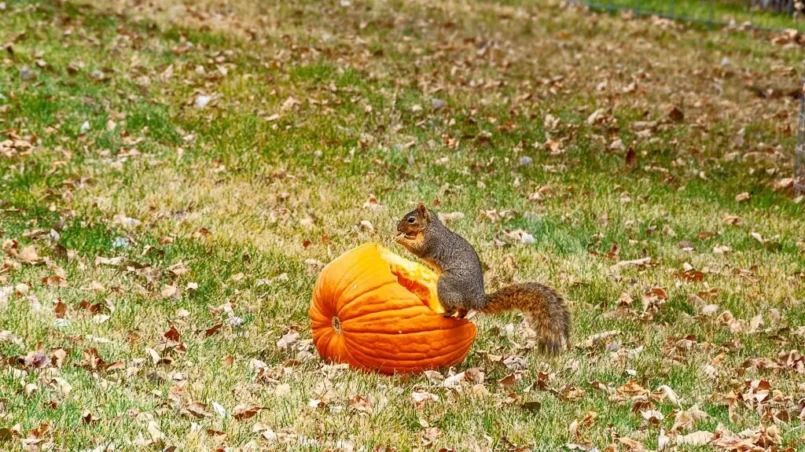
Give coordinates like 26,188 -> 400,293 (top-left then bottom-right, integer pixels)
309,243 -> 476,374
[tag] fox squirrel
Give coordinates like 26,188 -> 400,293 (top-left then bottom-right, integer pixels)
394,203 -> 571,353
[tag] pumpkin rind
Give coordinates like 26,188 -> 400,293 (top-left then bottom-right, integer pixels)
309,243 -> 476,374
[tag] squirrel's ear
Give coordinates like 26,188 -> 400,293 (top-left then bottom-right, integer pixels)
416,202 -> 430,220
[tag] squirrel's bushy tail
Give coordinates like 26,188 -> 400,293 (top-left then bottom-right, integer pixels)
480,283 -> 570,354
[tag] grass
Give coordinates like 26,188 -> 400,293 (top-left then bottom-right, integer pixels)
581,0 -> 805,31
1,0 -> 804,450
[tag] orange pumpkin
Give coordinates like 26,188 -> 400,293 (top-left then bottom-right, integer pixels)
309,243 -> 476,374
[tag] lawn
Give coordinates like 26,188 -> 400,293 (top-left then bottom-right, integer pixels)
1,0 -> 804,450
582,0 -> 805,31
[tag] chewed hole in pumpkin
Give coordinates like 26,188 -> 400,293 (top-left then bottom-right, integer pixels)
331,316 -> 342,334
379,247 -> 445,314
394,273 -> 433,306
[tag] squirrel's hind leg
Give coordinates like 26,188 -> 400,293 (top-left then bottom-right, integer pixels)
437,278 -> 469,319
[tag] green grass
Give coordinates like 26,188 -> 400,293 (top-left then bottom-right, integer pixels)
582,0 -> 805,31
1,0 -> 804,450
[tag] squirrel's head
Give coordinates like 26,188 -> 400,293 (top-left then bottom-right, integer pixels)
394,202 -> 431,253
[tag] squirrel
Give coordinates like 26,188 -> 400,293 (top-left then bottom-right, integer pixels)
394,203 -> 571,354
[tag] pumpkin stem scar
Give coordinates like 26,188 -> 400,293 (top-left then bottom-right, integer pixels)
331,316 -> 342,334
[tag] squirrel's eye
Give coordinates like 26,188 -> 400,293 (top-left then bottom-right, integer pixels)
407,217 -> 416,224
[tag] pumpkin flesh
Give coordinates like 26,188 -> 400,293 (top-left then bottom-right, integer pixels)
309,243 -> 476,374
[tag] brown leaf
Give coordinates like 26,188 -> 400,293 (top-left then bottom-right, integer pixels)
577,330 -> 621,349
160,284 -> 178,299
616,380 -> 648,398
22,346 -> 50,369
676,270 -> 704,281
625,148 -> 637,169
411,391 -> 439,409
668,106 -> 684,122
206,429 -> 226,441
205,323 -> 223,337
675,430 -> 713,446
348,395 -> 373,414
81,348 -> 106,371
17,246 -> 40,264
94,360 -> 121,374
233,405 -> 265,421
49,348 -> 67,368
723,214 -> 743,225
163,326 -> 181,343
54,301 -> 66,319
605,243 -> 620,259
520,401 -> 541,412
559,385 -> 586,401
465,367 -> 485,384
186,402 -> 212,419
497,374 -> 518,387
42,275 -> 66,287
610,257 -> 652,271
774,178 -> 794,191
618,437 -> 647,451
735,192 -> 751,202
82,410 -> 100,424
167,262 -> 190,277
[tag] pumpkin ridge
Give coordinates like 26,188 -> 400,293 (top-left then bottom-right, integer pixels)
340,303 -> 438,325
346,328 -> 474,361
345,331 -> 474,353
344,335 -> 474,367
343,320 -> 472,335
341,343 -> 436,370
325,243 -> 379,310
333,330 -> 362,367
336,278 -> 398,316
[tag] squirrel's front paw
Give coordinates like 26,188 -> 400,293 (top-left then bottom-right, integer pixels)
442,308 -> 468,319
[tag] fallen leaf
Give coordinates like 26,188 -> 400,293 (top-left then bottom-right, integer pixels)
618,437 -> 647,451
521,401 -> 541,412
50,348 -> 67,368
625,148 -> 637,168
658,429 -> 670,451
669,106 -> 684,122
497,374 -> 518,387
411,391 -> 439,408
577,330 -> 621,348
147,421 -> 165,441
205,323 -> 223,337
54,301 -> 66,319
17,246 -> 40,264
675,430 -> 713,446
163,326 -> 181,343
610,257 -> 652,271
443,372 -> 465,388
653,385 -> 680,406
348,395 -> 373,414
276,331 -> 299,349
161,284 -> 178,299
233,405 -> 265,421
